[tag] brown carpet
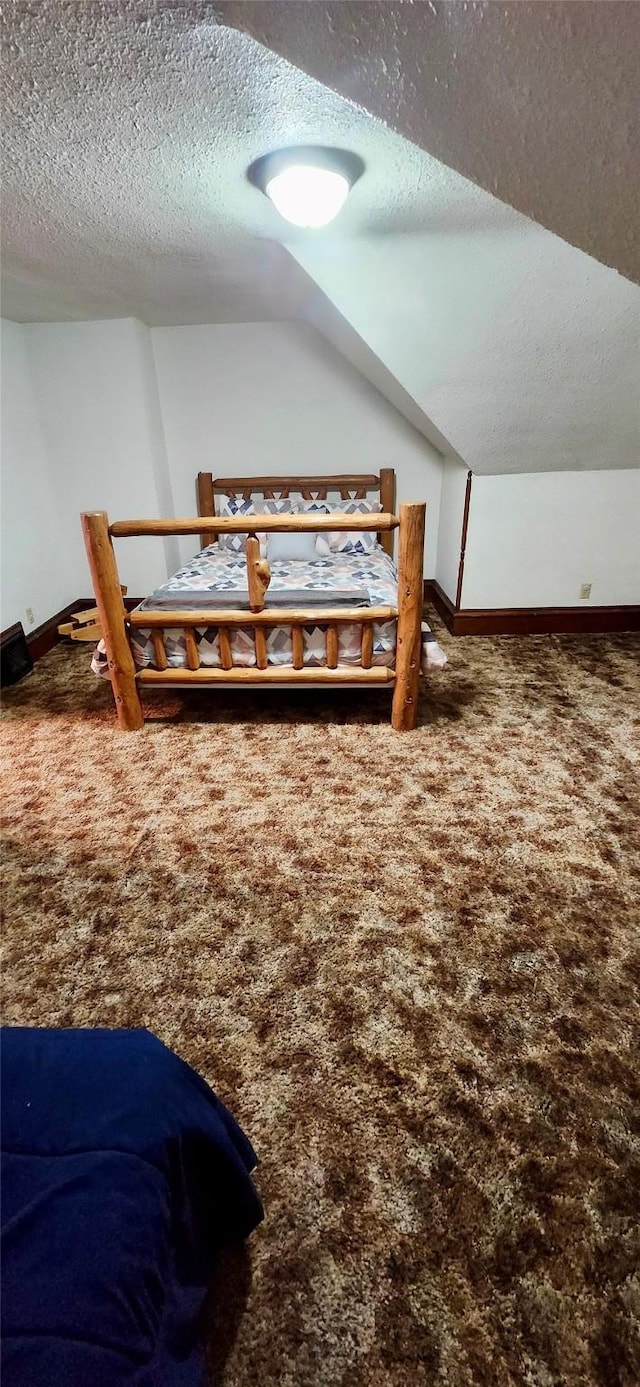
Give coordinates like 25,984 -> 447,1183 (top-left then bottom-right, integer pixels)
2,618 -> 639,1387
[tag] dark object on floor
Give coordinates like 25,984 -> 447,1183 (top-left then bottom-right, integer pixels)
0,1027 -> 263,1387
0,623 -> 32,687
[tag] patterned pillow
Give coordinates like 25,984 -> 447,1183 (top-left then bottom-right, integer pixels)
218,496 -> 295,554
218,496 -> 255,554
297,497 -> 381,555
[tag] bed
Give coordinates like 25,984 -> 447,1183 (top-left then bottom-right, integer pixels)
83,470 -> 444,732
1,1026 -> 263,1387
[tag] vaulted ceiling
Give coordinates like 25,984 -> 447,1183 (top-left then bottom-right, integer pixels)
2,5 -> 521,322
222,0 -> 640,285
2,1 -> 638,475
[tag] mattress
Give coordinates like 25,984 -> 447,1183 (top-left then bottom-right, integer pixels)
114,543 -> 447,674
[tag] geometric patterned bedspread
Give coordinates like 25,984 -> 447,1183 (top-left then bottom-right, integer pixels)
95,543 -> 447,674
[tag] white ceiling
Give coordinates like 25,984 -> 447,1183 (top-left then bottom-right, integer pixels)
1,7 -> 509,325
223,0 -> 640,285
1,2 -> 639,477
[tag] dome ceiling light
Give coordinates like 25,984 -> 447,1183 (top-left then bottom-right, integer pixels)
248,146 -> 365,229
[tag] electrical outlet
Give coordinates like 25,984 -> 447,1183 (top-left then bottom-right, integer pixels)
25,607 -> 35,625
579,583 -> 592,601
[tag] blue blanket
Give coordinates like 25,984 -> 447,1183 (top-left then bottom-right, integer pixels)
1,1028 -> 263,1386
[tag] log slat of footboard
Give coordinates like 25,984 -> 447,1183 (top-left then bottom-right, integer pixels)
361,624 -> 373,669
326,626 -> 338,669
138,667 -> 394,685
254,627 -> 268,670
129,605 -> 396,626
111,514 -> 399,537
218,628 -> 233,671
184,628 -> 200,670
151,629 -> 168,671
292,628 -> 304,670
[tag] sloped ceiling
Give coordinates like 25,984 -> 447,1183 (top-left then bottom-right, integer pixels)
222,0 -> 640,284
4,3 -> 498,325
1,2 -> 639,476
291,227 -> 640,475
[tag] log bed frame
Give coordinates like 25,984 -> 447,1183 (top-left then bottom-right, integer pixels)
81,469 -> 426,733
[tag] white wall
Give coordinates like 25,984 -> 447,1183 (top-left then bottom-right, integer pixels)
461,469 -> 640,608
0,321 -> 79,629
23,318 -> 173,595
151,321 -> 443,574
5,314 -> 635,634
1,316 -> 444,627
435,459 -> 469,603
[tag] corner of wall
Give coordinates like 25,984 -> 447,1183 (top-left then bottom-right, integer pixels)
435,459 -> 470,604
132,320 -> 181,576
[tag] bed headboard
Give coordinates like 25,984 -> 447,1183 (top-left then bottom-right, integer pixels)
196,470 -> 396,557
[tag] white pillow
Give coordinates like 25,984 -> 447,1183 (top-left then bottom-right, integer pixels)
267,531 -> 319,563
219,496 -> 296,555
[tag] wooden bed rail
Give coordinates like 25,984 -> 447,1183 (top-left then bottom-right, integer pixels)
129,606 -> 396,678
109,513 -> 399,538
208,473 -> 381,493
137,667 -> 394,686
128,606 -> 396,627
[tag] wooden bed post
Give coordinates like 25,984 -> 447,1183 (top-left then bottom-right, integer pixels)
379,469 -> 396,558
391,502 -> 426,732
196,472 -> 216,549
81,512 -> 144,732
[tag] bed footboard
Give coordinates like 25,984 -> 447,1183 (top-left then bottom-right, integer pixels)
81,497 -> 426,732
129,605 -> 397,688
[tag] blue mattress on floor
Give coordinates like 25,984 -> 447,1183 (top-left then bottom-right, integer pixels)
1,1027 -> 263,1387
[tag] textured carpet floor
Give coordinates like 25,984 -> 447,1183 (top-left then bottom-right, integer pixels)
1,620 -> 639,1387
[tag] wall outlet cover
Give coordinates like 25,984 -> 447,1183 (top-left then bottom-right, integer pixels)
25,607 -> 35,625
579,583 -> 592,600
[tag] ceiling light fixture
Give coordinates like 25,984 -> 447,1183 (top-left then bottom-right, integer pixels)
248,146 -> 365,229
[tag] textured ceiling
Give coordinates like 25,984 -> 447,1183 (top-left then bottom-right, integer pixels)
223,0 -> 640,284
1,3 -> 511,325
1,1 -> 638,477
